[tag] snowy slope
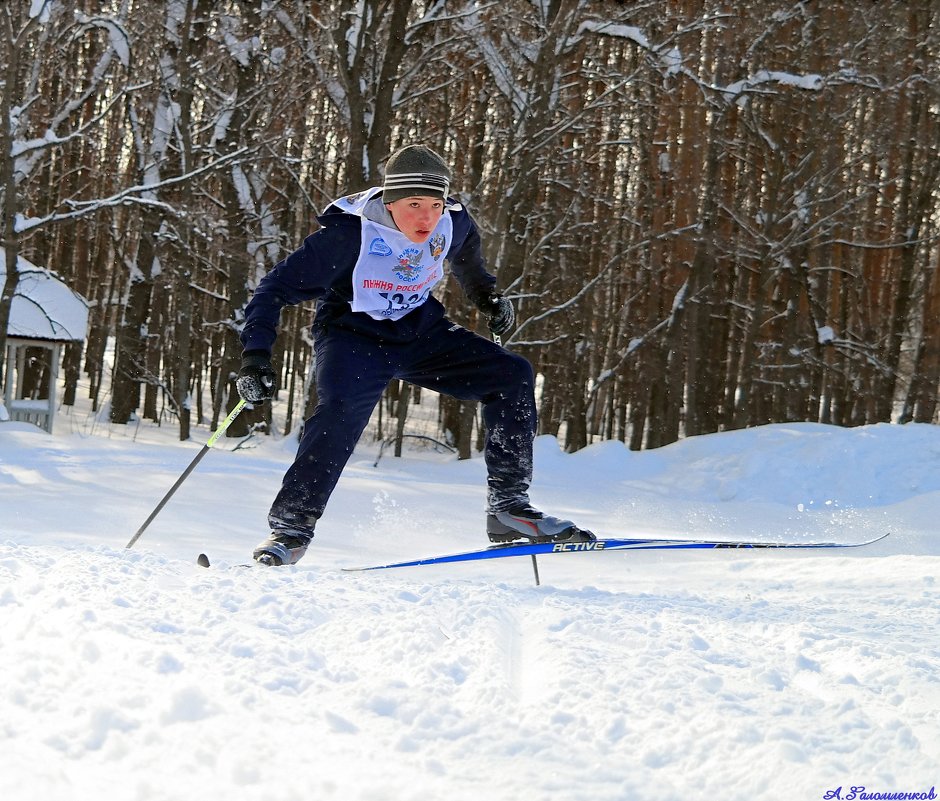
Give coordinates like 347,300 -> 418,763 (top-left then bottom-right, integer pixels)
1,412 -> 938,801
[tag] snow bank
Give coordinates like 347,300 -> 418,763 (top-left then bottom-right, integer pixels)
0,418 -> 938,800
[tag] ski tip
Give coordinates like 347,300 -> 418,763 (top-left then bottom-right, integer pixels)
197,553 -> 210,568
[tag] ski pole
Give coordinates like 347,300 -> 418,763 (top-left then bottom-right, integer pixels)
125,398 -> 248,549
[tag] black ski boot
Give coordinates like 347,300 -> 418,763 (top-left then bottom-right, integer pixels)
487,504 -> 595,544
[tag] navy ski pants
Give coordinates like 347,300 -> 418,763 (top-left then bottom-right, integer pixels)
268,317 -> 536,532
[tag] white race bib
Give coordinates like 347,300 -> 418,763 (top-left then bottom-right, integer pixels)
333,189 -> 454,321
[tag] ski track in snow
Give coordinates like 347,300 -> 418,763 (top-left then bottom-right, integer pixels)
1,419 -> 939,800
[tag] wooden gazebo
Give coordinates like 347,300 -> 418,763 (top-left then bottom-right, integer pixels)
1,254 -> 89,434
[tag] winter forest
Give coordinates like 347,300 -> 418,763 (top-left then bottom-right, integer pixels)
2,0 -> 939,454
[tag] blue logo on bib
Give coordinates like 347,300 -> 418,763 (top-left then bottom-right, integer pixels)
395,248 -> 423,282
429,233 -> 446,261
369,237 -> 393,256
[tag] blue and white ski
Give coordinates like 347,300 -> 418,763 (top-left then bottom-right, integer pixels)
343,532 -> 890,573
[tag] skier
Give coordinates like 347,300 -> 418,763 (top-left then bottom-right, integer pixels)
236,144 -> 595,566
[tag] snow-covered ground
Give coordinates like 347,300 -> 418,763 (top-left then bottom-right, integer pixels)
1,405 -> 938,801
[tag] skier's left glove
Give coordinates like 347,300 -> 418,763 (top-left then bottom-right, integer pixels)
480,294 -> 514,335
236,351 -> 276,403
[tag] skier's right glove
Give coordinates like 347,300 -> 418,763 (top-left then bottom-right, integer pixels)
236,351 -> 276,403
480,294 -> 515,336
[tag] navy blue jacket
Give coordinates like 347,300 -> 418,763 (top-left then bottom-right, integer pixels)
240,199 -> 496,352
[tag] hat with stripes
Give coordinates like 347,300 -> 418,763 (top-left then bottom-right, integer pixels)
382,144 -> 451,203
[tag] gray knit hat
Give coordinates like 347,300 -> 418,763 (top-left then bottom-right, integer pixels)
382,144 -> 451,203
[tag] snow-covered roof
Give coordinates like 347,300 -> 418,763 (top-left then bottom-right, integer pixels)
0,251 -> 89,342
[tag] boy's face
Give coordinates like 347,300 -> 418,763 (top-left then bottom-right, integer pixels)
385,196 -> 444,243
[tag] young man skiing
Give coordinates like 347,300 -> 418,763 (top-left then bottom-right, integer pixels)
236,144 -> 594,566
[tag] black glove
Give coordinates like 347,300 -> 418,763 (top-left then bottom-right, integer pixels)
481,294 -> 514,335
236,351 -> 276,403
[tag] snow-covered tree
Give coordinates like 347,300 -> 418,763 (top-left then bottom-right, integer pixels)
4,0 -> 939,450
0,0 -> 131,385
